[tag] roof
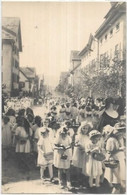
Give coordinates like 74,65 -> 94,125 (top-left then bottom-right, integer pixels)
95,2 -> 126,39
2,28 -> 15,41
70,50 -> 81,62
20,67 -> 36,79
2,17 -> 22,51
78,34 -> 94,57
104,2 -> 123,19
60,72 -> 69,79
59,72 -> 70,82
70,61 -> 81,74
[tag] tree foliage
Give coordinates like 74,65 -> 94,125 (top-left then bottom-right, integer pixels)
56,58 -> 126,99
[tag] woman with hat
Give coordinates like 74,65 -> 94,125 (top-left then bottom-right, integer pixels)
85,130 -> 104,188
103,123 -> 126,193
98,97 -> 119,132
37,127 -> 54,183
54,126 -> 72,190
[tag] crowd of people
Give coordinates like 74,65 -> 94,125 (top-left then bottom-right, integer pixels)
2,95 -> 126,193
3,97 -> 34,113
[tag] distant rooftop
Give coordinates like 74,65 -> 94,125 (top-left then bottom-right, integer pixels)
95,2 -> 126,39
20,67 -> 36,79
70,50 -> 81,62
2,17 -> 22,51
78,34 -> 94,57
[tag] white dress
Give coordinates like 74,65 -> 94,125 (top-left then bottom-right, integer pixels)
54,135 -> 72,169
59,108 -> 66,122
78,109 -> 85,123
15,126 -> 32,153
72,134 -> 89,170
37,135 -> 54,167
85,140 -> 103,177
65,107 -> 71,120
71,107 -> 79,120
104,137 -> 126,184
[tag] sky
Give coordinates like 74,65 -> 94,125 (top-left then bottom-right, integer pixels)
2,1 -> 111,87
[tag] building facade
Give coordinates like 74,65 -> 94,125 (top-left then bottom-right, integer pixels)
2,17 -> 22,96
68,2 -> 126,98
69,50 -> 81,86
95,2 -> 126,70
78,34 -> 98,77
19,67 -> 37,96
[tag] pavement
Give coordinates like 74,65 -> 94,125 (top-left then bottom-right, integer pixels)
2,154 -> 112,194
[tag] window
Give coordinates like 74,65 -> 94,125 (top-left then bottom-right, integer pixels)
105,34 -> 107,40
116,23 -> 120,31
110,29 -> 113,36
19,82 -> 25,88
114,44 -> 120,59
100,39 -> 103,44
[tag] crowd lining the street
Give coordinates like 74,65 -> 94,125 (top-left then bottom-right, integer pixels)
2,95 -> 126,193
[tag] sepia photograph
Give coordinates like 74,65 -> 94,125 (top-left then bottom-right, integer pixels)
1,1 -> 126,194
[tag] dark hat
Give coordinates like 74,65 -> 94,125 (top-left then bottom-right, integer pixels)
113,97 -> 121,105
60,126 -> 68,134
105,97 -> 114,105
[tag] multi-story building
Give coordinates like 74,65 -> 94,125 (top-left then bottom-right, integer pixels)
2,17 -> 22,96
78,34 -> 98,77
68,2 -> 126,97
95,2 -> 126,70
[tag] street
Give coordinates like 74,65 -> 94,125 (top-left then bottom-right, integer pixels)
2,105 -> 112,194
2,2 -> 126,194
2,154 -> 111,194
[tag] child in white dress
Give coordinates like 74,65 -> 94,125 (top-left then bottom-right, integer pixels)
59,104 -> 66,122
54,126 -> 72,190
104,123 -> 126,193
72,121 -> 93,186
37,128 -> 54,183
85,130 -> 103,187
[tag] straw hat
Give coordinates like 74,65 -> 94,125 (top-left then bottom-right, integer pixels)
81,121 -> 93,128
113,123 -> 126,135
114,122 -> 126,131
103,125 -> 114,136
89,130 -> 101,139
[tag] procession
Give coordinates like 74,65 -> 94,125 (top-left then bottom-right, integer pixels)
2,95 -> 126,193
1,1 -> 126,194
